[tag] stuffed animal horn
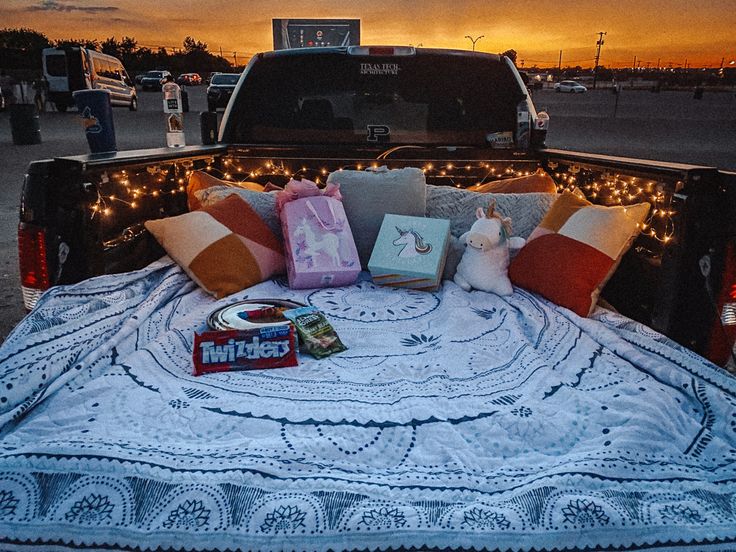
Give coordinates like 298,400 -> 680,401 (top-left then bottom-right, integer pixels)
486,200 -> 496,218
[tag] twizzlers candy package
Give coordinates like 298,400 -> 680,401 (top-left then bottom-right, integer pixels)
193,324 -> 298,376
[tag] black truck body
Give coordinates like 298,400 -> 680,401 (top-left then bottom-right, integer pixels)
17,47 -> 736,366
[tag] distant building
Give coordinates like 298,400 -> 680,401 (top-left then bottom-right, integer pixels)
272,19 -> 361,50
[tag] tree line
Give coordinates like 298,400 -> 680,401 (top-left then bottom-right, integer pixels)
0,27 -> 235,79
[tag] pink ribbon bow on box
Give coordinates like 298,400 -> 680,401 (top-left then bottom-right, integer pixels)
276,178 -> 342,213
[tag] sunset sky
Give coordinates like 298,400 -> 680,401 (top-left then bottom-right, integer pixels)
2,0 -> 734,68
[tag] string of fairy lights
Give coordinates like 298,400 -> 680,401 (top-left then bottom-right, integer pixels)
89,163 -> 194,219
88,156 -> 680,245
218,157 -> 527,185
547,161 -> 679,244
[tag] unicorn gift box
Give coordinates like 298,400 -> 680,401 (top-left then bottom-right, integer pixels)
278,179 -> 361,289
368,214 -> 451,291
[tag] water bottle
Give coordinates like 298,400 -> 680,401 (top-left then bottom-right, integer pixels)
162,77 -> 185,147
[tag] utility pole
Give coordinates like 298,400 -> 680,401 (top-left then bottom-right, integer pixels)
233,51 -> 238,66
219,46 -> 223,57
558,50 -> 562,72
633,55 -> 637,70
592,31 -> 606,89
465,35 -> 484,52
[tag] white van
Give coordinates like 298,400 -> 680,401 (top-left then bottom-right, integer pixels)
42,47 -> 138,112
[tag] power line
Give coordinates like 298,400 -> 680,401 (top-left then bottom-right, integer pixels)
523,57 -> 594,64
135,41 -> 255,61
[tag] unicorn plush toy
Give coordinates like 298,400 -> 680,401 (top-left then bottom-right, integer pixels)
453,201 -> 525,295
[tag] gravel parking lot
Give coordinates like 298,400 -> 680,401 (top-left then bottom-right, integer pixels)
0,86 -> 735,342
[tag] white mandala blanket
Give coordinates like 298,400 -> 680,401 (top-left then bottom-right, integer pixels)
0,259 -> 734,551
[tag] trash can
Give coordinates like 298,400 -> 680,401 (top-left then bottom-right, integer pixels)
9,104 -> 42,145
73,89 -> 117,153
200,111 -> 218,145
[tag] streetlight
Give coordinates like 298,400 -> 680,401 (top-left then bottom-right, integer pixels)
465,35 -> 484,52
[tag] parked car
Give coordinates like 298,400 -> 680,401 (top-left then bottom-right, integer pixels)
177,73 -> 202,86
139,70 -> 171,91
554,80 -> 587,93
42,47 -> 138,111
206,72 -> 240,111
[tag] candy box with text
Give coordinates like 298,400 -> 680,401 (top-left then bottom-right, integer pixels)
193,324 -> 298,375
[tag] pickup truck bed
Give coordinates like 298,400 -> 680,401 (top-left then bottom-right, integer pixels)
19,143 -> 736,366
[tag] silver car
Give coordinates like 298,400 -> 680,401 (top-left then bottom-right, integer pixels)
554,80 -> 587,93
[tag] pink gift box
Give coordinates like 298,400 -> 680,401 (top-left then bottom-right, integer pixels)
279,180 -> 360,289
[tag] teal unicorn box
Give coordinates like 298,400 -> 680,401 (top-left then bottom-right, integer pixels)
368,214 -> 451,291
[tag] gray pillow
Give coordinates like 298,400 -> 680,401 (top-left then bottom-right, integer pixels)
326,167 -> 427,268
427,185 -> 557,280
442,234 -> 465,281
425,185 -> 557,240
196,186 -> 282,240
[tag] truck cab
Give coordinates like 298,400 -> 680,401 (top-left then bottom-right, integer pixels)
221,46 -> 547,149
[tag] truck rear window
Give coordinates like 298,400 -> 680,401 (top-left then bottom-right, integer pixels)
45,54 -> 67,77
224,52 -> 525,146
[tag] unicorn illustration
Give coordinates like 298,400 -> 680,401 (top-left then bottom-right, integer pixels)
294,218 -> 341,266
393,227 -> 432,258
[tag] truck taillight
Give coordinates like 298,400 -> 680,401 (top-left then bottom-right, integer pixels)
723,302 -> 736,326
722,280 -> 736,326
707,242 -> 736,367
18,222 -> 49,310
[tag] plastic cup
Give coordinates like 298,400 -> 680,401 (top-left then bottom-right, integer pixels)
73,89 -> 117,153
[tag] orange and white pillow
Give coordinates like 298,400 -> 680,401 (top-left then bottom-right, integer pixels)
468,168 -> 557,194
187,171 -> 264,211
509,190 -> 650,316
145,194 -> 284,299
